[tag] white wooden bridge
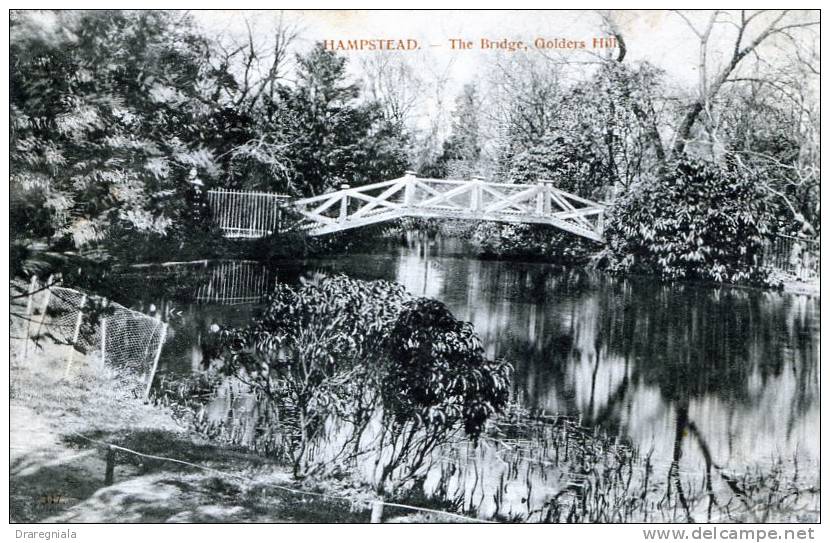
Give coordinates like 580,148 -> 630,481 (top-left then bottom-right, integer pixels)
208,172 -> 606,242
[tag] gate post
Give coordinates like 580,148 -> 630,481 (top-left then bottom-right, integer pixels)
339,184 -> 351,222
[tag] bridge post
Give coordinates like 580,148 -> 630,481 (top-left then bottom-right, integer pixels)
540,180 -> 553,214
471,175 -> 485,211
404,171 -> 417,207
339,184 -> 351,222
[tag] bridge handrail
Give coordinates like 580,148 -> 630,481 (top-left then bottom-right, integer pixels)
293,177 -> 406,205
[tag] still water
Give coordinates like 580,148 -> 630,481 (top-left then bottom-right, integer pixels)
120,237 -> 820,510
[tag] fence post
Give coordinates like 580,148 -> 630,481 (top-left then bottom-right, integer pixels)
64,294 -> 87,378
339,184 -> 351,223
144,319 -> 168,401
100,317 -> 107,367
23,275 -> 55,362
24,275 -> 38,317
22,275 -> 39,359
370,501 -> 384,523
34,274 -> 54,333
104,445 -> 116,485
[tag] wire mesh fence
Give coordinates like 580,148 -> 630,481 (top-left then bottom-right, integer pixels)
760,234 -> 820,281
97,303 -> 168,398
20,277 -> 168,399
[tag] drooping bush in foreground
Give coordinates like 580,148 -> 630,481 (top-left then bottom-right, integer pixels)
377,298 -> 511,492
603,158 -> 775,285
205,275 -> 511,493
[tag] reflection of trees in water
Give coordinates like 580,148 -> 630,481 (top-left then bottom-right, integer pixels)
408,260 -> 818,521
411,257 -> 818,465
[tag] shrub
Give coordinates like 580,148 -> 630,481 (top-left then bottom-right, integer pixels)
603,158 -> 775,285
376,298 -> 511,492
208,275 -> 409,477
206,276 -> 512,490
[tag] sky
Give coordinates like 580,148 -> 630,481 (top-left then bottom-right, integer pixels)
193,10 -> 816,80
190,9 -> 819,134
194,10 -> 704,85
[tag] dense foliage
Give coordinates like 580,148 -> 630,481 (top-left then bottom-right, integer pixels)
602,158 -> 775,284
10,11 -> 409,282
273,44 -> 408,196
10,11 -> 216,275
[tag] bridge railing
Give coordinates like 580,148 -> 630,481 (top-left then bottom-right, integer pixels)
290,173 -> 607,241
209,174 -> 607,242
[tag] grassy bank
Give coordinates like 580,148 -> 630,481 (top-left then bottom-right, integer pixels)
9,336 -> 374,523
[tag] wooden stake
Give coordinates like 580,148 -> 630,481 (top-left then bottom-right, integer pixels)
370,501 -> 384,523
65,294 -> 87,377
144,320 -> 167,400
29,275 -> 54,363
24,275 -> 37,317
22,276 -> 38,359
105,445 -> 116,485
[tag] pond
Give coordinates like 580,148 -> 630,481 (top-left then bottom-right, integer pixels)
113,237 -> 820,520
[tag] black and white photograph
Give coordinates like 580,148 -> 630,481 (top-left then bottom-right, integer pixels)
6,6 -> 822,534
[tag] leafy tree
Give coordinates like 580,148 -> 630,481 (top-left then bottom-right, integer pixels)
433,83 -> 483,179
602,158 -> 776,285
471,222 -> 596,264
717,82 -> 819,237
275,44 -> 408,196
10,10 -> 219,278
506,132 -> 599,198
207,275 -> 409,477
